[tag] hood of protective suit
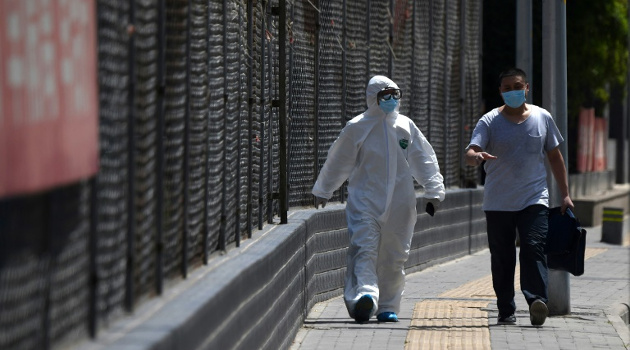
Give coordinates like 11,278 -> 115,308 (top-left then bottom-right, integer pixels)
365,75 -> 400,117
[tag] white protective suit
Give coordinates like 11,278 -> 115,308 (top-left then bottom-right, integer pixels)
312,76 -> 445,318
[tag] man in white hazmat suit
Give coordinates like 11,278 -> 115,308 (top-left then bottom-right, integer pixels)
312,75 -> 445,323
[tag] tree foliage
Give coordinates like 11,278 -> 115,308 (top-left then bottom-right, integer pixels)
567,0 -> 628,117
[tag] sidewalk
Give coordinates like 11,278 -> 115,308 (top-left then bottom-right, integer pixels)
290,226 -> 630,350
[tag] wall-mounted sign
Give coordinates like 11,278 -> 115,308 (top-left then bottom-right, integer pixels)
0,0 -> 99,198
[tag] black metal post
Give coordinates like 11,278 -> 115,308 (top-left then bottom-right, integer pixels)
88,177 -> 98,337
259,116 -> 266,228
340,0 -> 347,203
366,1 -> 371,79
278,0 -> 288,224
203,0 -> 211,264
459,0 -> 467,188
220,0 -> 229,250
468,189 -> 473,254
43,192 -> 52,350
182,0 -> 191,277
258,2 -> 265,230
266,1 -> 274,225
246,0 -> 254,238
125,0 -> 137,311
313,0 -> 321,193
410,0 -> 416,119
235,3 -> 244,242
442,0 -> 449,185
287,1 -> 295,209
388,0 -> 393,78
155,0 -> 166,295
427,0 -> 433,140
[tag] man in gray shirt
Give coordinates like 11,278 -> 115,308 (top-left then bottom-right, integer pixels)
465,68 -> 574,327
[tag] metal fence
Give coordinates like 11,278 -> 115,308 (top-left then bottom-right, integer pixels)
0,0 -> 482,349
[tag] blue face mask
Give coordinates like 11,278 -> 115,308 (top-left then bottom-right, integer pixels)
379,99 -> 398,114
501,89 -> 526,108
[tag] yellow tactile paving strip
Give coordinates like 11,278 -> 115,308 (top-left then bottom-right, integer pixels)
406,300 -> 491,349
584,247 -> 607,260
405,248 -> 607,349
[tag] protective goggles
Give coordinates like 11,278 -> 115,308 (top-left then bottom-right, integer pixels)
377,88 -> 402,101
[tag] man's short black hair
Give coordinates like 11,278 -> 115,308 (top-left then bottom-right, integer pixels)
499,68 -> 528,85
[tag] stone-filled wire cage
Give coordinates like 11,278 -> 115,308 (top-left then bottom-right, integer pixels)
0,0 -> 482,349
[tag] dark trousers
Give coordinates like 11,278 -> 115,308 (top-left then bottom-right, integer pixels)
486,205 -> 549,316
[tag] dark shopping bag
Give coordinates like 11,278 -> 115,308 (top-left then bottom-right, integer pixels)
545,207 -> 587,276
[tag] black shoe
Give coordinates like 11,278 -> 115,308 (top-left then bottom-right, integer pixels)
529,299 -> 548,326
354,295 -> 374,323
497,314 -> 516,325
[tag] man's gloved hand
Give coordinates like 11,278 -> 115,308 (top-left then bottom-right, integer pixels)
425,198 -> 441,217
314,196 -> 328,209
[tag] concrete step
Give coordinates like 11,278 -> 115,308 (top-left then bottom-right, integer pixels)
572,184 -> 630,227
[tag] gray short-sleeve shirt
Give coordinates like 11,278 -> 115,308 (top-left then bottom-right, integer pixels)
467,105 -> 564,211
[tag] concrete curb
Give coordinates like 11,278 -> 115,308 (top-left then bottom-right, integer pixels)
606,303 -> 630,348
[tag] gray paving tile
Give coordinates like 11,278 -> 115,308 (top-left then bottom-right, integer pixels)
290,226 -> 629,350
